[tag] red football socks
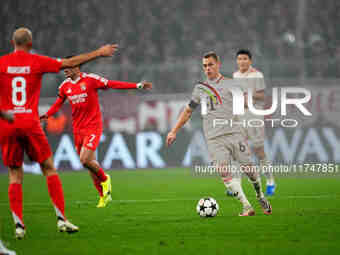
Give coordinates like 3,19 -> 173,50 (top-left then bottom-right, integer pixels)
46,174 -> 66,221
8,183 -> 24,227
96,168 -> 107,182
90,172 -> 103,196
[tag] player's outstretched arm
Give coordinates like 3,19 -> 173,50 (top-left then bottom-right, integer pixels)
0,111 -> 14,123
60,44 -> 118,69
166,106 -> 193,147
139,81 -> 152,90
107,80 -> 152,90
40,97 -> 65,120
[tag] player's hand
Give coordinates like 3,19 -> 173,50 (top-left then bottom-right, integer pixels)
141,81 -> 152,90
166,131 -> 177,147
40,114 -> 48,121
98,44 -> 118,57
1,111 -> 14,123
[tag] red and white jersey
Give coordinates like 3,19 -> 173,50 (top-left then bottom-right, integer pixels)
0,50 -> 62,120
58,72 -> 109,134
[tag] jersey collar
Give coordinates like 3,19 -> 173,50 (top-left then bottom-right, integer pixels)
69,72 -> 83,84
238,66 -> 253,75
207,74 -> 223,84
13,49 -> 27,54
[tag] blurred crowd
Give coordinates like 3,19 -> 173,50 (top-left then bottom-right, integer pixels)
1,0 -> 340,95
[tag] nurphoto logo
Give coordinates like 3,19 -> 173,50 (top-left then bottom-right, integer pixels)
214,87 -> 312,128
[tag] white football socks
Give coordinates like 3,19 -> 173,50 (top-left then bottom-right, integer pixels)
247,173 -> 265,199
260,158 -> 275,186
223,178 -> 251,208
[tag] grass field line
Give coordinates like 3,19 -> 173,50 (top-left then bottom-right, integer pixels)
0,194 -> 337,207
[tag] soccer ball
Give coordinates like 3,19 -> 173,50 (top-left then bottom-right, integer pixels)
196,197 -> 219,217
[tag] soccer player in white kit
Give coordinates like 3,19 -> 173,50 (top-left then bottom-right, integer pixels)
230,49 -> 276,196
166,52 -> 272,216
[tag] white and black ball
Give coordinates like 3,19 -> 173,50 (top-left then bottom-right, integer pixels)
196,197 -> 219,217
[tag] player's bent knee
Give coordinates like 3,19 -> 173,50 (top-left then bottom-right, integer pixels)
253,147 -> 265,158
221,176 -> 233,184
41,167 -> 57,176
80,155 -> 93,167
80,157 -> 89,166
240,164 -> 258,179
40,158 -> 57,176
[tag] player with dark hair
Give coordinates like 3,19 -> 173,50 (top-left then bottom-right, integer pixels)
40,56 -> 152,208
232,49 -> 276,196
167,51 -> 272,216
203,51 -> 220,62
236,49 -> 252,60
0,27 -> 118,239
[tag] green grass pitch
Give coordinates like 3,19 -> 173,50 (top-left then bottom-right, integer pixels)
1,168 -> 340,255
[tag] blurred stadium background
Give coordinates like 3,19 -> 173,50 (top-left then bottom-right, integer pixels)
2,1 -> 340,255
1,0 -> 340,173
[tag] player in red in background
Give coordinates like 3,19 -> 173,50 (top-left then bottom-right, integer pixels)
41,56 -> 152,208
0,27 -> 118,239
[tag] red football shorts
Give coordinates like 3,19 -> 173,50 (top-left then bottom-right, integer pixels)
0,119 -> 52,167
74,131 -> 102,155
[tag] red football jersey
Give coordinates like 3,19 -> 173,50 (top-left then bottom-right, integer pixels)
0,50 -> 62,120
58,72 -> 110,134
